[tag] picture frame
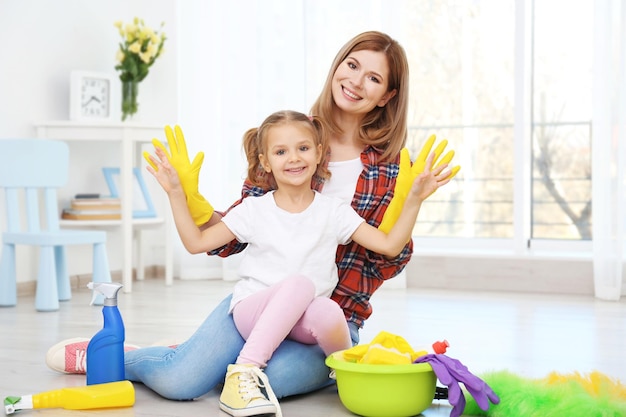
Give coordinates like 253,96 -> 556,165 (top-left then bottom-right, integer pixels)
102,167 -> 156,218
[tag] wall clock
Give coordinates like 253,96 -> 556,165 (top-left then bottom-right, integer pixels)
69,71 -> 117,121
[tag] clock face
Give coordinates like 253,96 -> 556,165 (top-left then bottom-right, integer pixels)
81,77 -> 110,118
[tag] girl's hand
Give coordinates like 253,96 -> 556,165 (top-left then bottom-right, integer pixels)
410,151 -> 452,202
146,147 -> 184,195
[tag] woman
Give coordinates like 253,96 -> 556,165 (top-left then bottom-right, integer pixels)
47,31 -> 456,401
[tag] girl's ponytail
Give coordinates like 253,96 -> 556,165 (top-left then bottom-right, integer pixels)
242,127 -> 273,188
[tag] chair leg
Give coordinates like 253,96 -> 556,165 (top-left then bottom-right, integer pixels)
0,243 -> 17,307
136,229 -> 145,281
54,246 -> 72,302
35,246 -> 60,312
91,242 -> 112,306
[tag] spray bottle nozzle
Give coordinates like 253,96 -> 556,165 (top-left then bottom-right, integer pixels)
88,282 -> 123,306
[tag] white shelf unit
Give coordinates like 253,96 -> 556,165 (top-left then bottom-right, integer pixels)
35,121 -> 174,292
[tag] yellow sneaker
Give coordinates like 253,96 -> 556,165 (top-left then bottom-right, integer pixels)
219,364 -> 281,417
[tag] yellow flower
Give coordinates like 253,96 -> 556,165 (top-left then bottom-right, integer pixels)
114,17 -> 166,83
139,51 -> 152,64
125,23 -> 137,42
128,41 -> 141,54
140,26 -> 153,40
146,43 -> 157,57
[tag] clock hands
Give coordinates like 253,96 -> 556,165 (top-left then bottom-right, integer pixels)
82,96 -> 102,107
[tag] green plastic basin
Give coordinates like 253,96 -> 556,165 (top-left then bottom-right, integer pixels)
325,350 -> 436,417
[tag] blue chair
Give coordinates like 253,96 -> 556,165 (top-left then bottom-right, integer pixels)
0,139 -> 111,311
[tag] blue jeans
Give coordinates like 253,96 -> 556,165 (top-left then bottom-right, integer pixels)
123,294 -> 360,400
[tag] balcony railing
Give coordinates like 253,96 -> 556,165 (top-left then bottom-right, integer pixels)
405,121 -> 592,240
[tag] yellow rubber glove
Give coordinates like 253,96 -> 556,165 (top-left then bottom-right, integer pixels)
143,125 -> 214,226
342,331 -> 420,365
378,135 -> 461,233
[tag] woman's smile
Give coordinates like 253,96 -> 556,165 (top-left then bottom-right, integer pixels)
342,86 -> 362,101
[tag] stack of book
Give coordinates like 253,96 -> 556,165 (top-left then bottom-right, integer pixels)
62,194 -> 122,220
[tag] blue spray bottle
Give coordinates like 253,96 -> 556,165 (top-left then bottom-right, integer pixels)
86,282 -> 125,386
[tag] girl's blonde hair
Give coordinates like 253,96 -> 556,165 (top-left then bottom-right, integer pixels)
310,31 -> 409,162
243,110 -> 331,190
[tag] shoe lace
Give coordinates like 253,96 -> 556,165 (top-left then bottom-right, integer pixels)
75,348 -> 87,373
232,366 -> 282,417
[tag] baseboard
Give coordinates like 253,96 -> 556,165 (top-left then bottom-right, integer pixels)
16,265 -> 166,296
15,258 -> 614,298
406,255 -> 595,295
178,266 -> 224,280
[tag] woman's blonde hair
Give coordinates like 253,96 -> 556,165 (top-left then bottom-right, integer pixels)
310,31 -> 409,162
243,110 -> 331,190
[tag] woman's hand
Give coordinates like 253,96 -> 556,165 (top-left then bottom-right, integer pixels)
409,150 -> 452,203
378,136 -> 460,233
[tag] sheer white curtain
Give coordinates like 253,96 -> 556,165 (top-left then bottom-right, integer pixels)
176,0 -> 308,279
175,0 -> 399,279
592,0 -> 626,299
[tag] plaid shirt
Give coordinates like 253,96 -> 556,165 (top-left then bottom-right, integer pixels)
209,145 -> 413,328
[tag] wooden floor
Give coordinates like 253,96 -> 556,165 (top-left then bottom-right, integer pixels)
1,277 -> 625,416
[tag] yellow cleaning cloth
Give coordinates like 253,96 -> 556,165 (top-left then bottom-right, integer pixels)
342,331 -> 428,365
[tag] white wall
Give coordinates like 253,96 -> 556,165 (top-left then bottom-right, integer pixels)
2,0 -> 608,297
175,1 -> 310,278
0,0 -> 177,137
0,0 -> 401,284
0,0 -> 177,282
175,0 -> 410,279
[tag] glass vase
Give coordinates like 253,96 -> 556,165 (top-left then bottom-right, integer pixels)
121,80 -> 139,121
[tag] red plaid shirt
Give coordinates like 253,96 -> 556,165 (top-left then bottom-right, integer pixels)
209,145 -> 413,328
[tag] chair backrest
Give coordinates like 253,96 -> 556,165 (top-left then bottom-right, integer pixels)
0,139 -> 69,233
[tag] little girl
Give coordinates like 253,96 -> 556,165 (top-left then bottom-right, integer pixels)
147,110 -> 450,417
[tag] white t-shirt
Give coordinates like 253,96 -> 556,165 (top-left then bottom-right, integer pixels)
222,190 -> 365,311
323,157 -> 363,203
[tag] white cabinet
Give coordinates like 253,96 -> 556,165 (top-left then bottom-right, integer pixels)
35,121 -> 173,292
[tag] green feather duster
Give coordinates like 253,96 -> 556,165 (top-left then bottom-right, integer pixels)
463,370 -> 626,417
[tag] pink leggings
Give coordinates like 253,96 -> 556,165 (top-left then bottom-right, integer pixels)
232,275 -> 352,368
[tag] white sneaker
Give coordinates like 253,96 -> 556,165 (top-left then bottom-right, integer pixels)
45,337 -> 140,374
219,364 -> 282,417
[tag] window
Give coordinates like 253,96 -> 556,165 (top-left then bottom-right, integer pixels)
404,1 -> 516,239
402,0 -> 593,244
302,0 -> 594,249
531,0 -> 593,240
